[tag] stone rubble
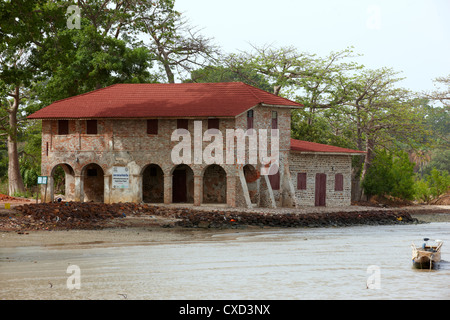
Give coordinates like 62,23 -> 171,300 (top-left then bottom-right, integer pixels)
0,201 -> 426,232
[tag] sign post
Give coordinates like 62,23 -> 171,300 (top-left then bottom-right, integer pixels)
112,167 -> 129,189
37,176 -> 48,203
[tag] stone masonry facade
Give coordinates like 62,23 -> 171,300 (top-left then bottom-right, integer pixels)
34,83 -> 361,208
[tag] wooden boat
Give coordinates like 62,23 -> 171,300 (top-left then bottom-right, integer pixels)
411,238 -> 443,269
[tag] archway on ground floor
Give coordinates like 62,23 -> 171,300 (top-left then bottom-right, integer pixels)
203,164 -> 227,204
172,164 -> 194,203
50,163 -> 75,202
243,164 -> 259,204
142,164 -> 164,203
81,163 -> 104,202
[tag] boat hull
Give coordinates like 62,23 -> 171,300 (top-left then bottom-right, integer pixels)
411,243 -> 442,270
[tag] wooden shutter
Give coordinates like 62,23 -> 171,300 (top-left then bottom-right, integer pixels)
247,110 -> 254,129
86,120 -> 97,134
297,172 -> 307,190
335,173 -> 344,191
177,119 -> 189,130
269,170 -> 280,190
272,111 -> 278,129
58,120 -> 69,135
208,118 -> 219,130
147,119 -> 158,134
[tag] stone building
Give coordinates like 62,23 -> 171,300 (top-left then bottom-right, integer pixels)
28,82 -> 364,208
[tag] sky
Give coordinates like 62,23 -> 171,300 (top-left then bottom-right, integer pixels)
175,0 -> 450,93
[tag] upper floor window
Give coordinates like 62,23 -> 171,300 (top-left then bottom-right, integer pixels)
247,110 -> 254,129
86,120 -> 97,135
208,118 -> 219,130
147,119 -> 158,135
272,111 -> 278,130
58,120 -> 69,135
177,119 -> 189,131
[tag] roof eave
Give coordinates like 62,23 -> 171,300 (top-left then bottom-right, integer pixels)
290,150 -> 366,156
261,103 -> 303,109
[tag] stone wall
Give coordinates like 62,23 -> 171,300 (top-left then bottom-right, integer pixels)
289,152 -> 352,207
40,105 -> 295,207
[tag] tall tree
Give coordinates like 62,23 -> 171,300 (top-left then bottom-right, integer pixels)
136,0 -> 220,83
343,68 -> 427,193
0,0 -> 57,195
425,74 -> 450,108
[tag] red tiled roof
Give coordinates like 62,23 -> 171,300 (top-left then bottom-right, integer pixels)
290,139 -> 365,154
28,82 -> 302,119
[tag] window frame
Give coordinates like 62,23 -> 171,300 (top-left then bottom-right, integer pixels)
297,172 -> 307,190
335,173 -> 344,191
86,120 -> 98,135
147,119 -> 158,135
247,110 -> 254,130
58,120 -> 69,135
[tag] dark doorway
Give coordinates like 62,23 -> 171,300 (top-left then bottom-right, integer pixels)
172,164 -> 194,203
315,173 -> 327,207
142,164 -> 164,203
82,163 -> 104,202
173,169 -> 187,203
203,165 -> 227,204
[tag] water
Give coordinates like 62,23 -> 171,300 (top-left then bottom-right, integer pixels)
1,223 -> 449,300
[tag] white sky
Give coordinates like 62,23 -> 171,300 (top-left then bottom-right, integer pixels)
175,0 -> 450,93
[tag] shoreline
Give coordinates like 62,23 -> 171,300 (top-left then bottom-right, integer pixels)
0,202 -> 448,247
0,202 -> 448,249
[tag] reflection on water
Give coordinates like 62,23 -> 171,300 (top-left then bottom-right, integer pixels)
1,223 -> 449,300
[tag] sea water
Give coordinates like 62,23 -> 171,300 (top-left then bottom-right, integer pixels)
1,222 -> 449,300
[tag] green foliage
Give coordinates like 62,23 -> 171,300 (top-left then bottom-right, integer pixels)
414,169 -> 450,202
188,65 -> 273,92
390,152 -> 415,200
362,150 -> 394,197
363,150 -> 415,200
414,179 -> 433,203
427,168 -> 450,198
18,121 -> 42,188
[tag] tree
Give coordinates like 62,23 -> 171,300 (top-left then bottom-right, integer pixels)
0,0 -> 57,195
425,74 -> 450,108
137,0 -> 220,83
363,149 -> 415,200
33,1 -> 155,106
341,68 -> 427,190
225,44 -> 316,96
187,65 -> 273,92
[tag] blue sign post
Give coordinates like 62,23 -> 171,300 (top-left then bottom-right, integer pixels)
37,176 -> 48,203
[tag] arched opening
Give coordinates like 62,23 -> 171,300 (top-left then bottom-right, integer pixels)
244,164 -> 259,204
203,164 -> 227,204
142,164 -> 164,203
82,163 -> 104,202
172,164 -> 194,203
50,163 -> 75,202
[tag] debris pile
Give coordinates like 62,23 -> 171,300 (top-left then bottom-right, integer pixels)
0,193 -> 31,202
173,209 -> 417,228
0,201 -> 419,232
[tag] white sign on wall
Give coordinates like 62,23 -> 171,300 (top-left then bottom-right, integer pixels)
112,167 -> 129,189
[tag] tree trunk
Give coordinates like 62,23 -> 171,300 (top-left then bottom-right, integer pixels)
7,86 -> 25,195
359,137 -> 374,201
273,85 -> 281,96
